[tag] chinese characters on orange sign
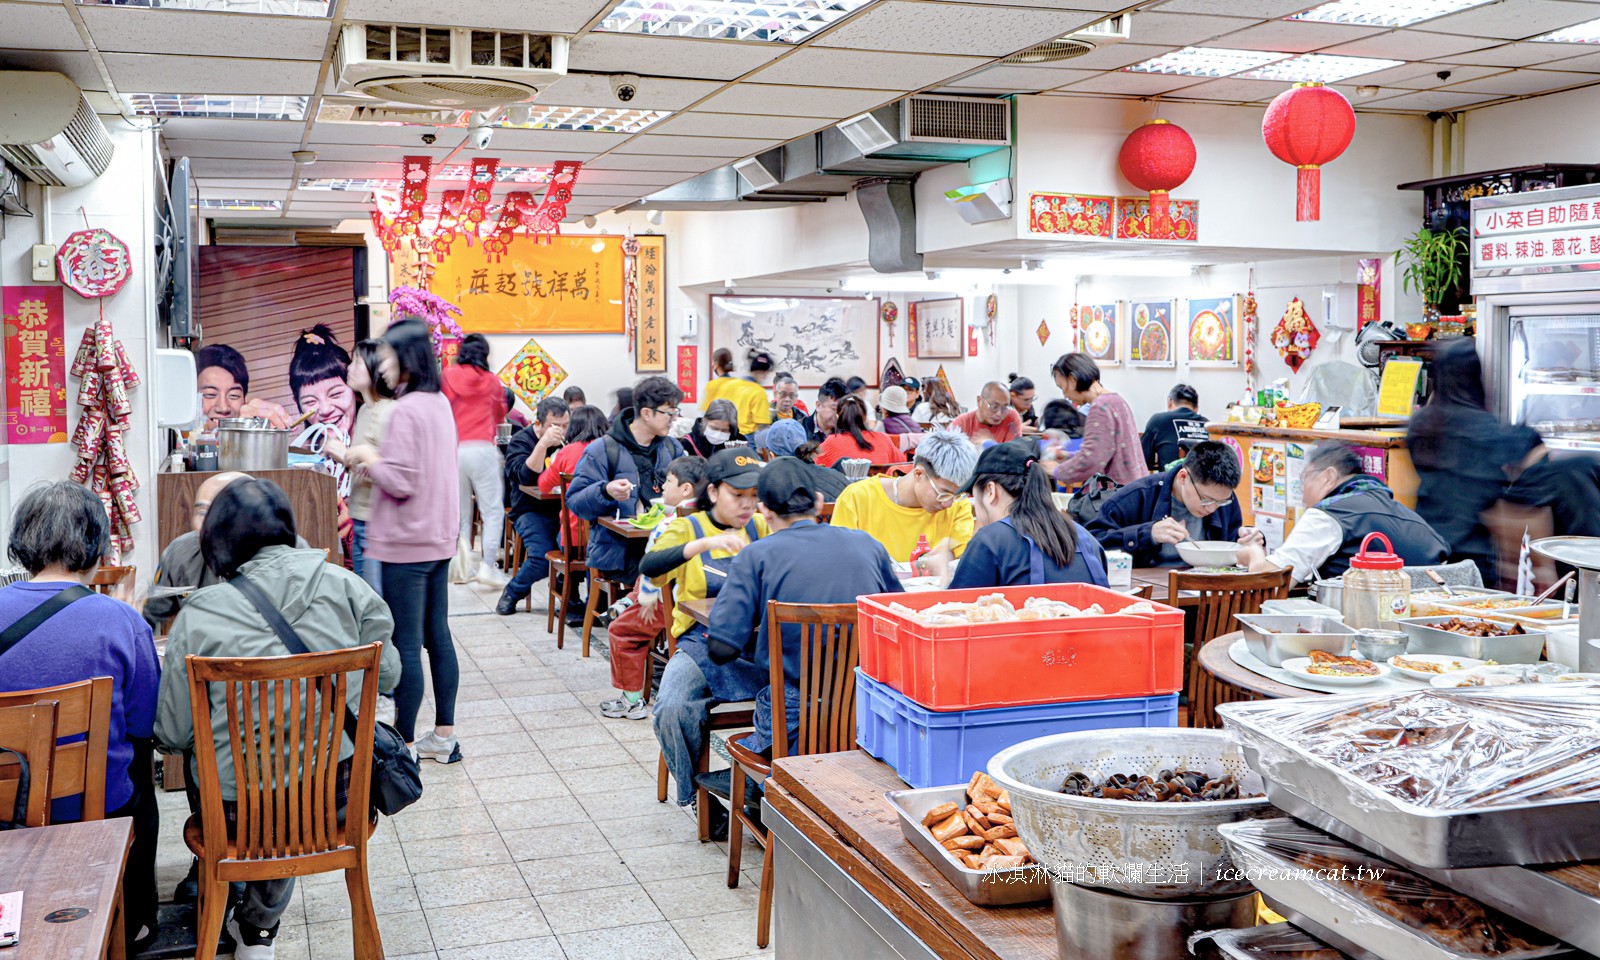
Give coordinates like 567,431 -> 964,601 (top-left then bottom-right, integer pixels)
633,236 -> 667,373
4,286 -> 68,443
677,345 -> 698,402
427,235 -> 626,333
1356,258 -> 1381,332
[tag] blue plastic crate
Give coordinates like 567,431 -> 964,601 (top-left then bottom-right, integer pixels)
855,669 -> 1178,789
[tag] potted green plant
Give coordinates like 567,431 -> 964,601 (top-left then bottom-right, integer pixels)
1396,225 -> 1468,327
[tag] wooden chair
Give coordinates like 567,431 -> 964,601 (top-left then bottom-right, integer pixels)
0,700 -> 59,827
1167,569 -> 1293,729
867,462 -> 913,477
184,642 -> 384,960
503,515 -> 525,580
727,601 -> 861,949
0,676 -> 113,820
546,473 -> 589,646
1124,582 -> 1155,601
817,502 -> 835,524
91,565 -> 136,601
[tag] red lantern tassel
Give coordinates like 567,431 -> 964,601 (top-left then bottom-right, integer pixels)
1297,164 -> 1321,222
1149,189 -> 1170,239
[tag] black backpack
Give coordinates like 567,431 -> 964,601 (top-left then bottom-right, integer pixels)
1067,474 -> 1122,526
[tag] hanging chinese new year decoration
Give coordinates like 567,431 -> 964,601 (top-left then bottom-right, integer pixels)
69,313 -> 142,564
1117,119 -> 1196,240
881,301 -> 898,347
523,160 -> 582,242
1036,318 -> 1051,346
1261,83 -> 1356,222
984,292 -> 998,346
56,228 -> 132,299
1271,297 -> 1320,373
498,337 -> 568,409
1242,286 -> 1259,390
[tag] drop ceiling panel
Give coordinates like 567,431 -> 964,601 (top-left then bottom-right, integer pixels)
692,83 -> 898,118
535,74 -> 723,111
1057,70 -> 1212,94
612,134 -> 780,156
341,0 -> 611,34
1118,12 -> 1258,46
104,53 -> 321,95
197,186 -> 289,200
1535,50 -> 1600,73
1321,30 -> 1493,60
1444,68 -> 1598,94
751,48 -> 988,88
295,142 -> 456,161
189,158 -> 297,176
1420,0 -> 1600,41
1152,0 -> 1317,14
80,8 -> 330,59
569,34 -> 787,81
165,138 -> 309,161
946,65 -> 1095,90
0,50 -> 107,91
287,161 -> 397,178
200,178 -> 297,190
1048,42 -> 1179,70
939,0 -> 1135,9
1366,89 -> 1502,110
474,128 -> 634,151
162,118 -> 307,142
650,111 -> 826,139
572,169 -> 695,186
812,2 -> 1102,57
1350,61 -> 1494,87
585,153 -> 729,171
305,122 -> 462,146
1175,77 -> 1295,102
1213,19 -> 1385,52
1438,40 -> 1589,67
0,4 -> 86,49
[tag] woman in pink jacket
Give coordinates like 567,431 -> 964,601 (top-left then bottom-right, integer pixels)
1047,352 -> 1149,489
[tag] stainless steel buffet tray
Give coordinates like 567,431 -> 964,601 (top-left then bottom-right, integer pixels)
884,785 -> 1050,906
1190,922 -> 1354,960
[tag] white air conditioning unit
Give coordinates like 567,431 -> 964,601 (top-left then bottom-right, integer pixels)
336,24 -> 569,110
0,71 -> 114,187
1001,13 -> 1132,64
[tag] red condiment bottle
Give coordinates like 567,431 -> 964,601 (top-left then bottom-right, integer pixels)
909,535 -> 932,567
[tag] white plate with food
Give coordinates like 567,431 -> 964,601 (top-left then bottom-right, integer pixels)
1387,654 -> 1490,681
1429,664 -> 1600,688
1281,653 -> 1390,686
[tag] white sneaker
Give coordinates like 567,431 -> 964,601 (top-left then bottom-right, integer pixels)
227,915 -> 277,960
375,695 -> 396,727
475,561 -> 509,587
414,731 -> 462,763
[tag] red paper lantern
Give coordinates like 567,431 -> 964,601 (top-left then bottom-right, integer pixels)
1118,119 -> 1196,240
1261,82 -> 1356,222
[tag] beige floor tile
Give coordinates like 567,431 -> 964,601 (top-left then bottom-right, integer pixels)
452,698 -> 515,719
603,716 -> 661,742
518,708 -> 603,731
270,922 -> 312,960
300,873 -> 421,923
404,777 -> 482,813
561,763 -> 658,796
558,920 -> 696,960
517,853 -> 636,898
538,882 -> 664,934
435,936 -> 566,960
644,871 -> 761,921
501,822 -> 612,862
364,838 -> 418,878
597,811 -> 704,849
307,908 -> 435,960
457,730 -> 540,758
543,741 -> 638,771
671,909 -> 771,960
624,738 -> 667,765
472,772 -> 572,804
425,897 -> 552,950
492,678 -> 571,697
615,840 -> 731,883
485,796 -> 590,833
578,788 -> 686,822
504,692 -> 586,713
462,750 -> 556,781
525,723 -> 619,750
411,863 -> 532,910
445,713 -> 525,736
391,801 -> 498,842
401,831 -> 513,872
454,682 -> 502,702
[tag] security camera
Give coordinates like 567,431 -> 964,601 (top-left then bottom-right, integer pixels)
421,133 -> 437,145
467,113 -> 493,150
611,74 -> 642,103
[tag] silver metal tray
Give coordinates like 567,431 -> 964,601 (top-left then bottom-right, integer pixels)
1396,615 -> 1547,663
1269,790 -> 1600,958
1190,921 -> 1355,960
1220,690 -> 1600,869
1235,614 -> 1358,667
884,785 -> 1051,906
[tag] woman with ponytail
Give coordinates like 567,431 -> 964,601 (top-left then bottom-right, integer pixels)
949,439 -> 1107,588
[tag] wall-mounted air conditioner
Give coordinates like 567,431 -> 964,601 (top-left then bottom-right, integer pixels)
0,71 -> 114,187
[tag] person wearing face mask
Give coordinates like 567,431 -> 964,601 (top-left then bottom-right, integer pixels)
683,399 -> 745,458
1088,441 -> 1250,568
829,429 -> 978,562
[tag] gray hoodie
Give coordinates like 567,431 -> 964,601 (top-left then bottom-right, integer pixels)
155,545 -> 400,800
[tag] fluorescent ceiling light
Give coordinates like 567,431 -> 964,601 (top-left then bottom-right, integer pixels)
1532,17 -> 1600,44
1125,47 -> 1286,78
1240,53 -> 1402,83
595,0 -> 873,43
489,105 -> 672,134
124,94 -> 309,121
79,0 -> 329,17
1290,0 -> 1496,28
197,198 -> 284,211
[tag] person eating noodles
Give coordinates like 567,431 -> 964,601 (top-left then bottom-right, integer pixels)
1088,441 -> 1248,568
830,429 -> 978,562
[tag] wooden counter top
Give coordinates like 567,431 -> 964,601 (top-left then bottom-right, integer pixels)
770,751 -> 1055,960
1206,422 -> 1408,447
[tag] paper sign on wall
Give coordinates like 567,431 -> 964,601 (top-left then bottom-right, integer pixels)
4,286 -> 69,444
1376,358 -> 1424,418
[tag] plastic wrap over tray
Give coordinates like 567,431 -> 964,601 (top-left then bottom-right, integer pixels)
1217,685 -> 1600,866
1189,922 -> 1352,960
1216,819 -> 1570,960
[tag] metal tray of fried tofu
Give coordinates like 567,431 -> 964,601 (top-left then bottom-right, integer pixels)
884,785 -> 1050,906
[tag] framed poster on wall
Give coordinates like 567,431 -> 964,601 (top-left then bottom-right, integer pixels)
710,296 -> 880,388
911,297 -> 964,359
426,234 -> 629,334
1128,299 -> 1176,367
1186,296 -> 1240,367
1079,302 -> 1119,367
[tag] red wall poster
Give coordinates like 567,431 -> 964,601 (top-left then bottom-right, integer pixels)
677,345 -> 698,403
4,286 -> 69,443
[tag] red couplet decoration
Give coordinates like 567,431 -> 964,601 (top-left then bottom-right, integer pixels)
1117,119 -> 1195,240
1261,82 -> 1356,222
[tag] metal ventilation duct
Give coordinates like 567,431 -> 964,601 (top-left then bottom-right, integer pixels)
856,179 -> 922,275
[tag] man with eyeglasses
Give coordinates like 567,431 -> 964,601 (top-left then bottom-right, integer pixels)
830,430 -> 979,563
567,376 -> 686,585
1087,441 -> 1255,568
951,381 -> 1023,446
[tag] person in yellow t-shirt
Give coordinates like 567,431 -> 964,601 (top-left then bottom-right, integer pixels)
702,347 -> 736,410
720,349 -> 775,435
830,429 -> 979,562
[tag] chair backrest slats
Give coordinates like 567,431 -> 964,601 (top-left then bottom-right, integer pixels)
557,472 -> 588,566
765,602 -> 860,762
0,677 -> 113,819
0,700 -> 59,827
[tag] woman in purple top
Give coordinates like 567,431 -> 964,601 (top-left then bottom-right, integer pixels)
1047,352 -> 1150,488
0,480 -> 160,946
340,319 -> 463,760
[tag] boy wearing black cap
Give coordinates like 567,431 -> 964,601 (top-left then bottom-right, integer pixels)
706,457 -> 902,758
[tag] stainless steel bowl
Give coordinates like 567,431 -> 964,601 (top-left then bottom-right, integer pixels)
1395,615 -> 1547,663
1353,630 -> 1408,662
1233,614 -> 1357,667
1052,881 -> 1255,960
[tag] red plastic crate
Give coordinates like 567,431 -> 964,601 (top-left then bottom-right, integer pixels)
857,583 -> 1185,711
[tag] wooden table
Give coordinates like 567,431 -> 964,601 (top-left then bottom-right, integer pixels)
0,818 -> 131,960
681,596 -> 714,627
766,751 -> 1053,960
1130,567 -> 1174,603
519,484 -> 557,500
598,517 -> 654,539
1197,631 -> 1318,700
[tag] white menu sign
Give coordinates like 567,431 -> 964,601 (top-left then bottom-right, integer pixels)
1473,194 -> 1600,270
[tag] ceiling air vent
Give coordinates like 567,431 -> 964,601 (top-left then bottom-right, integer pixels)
1002,13 -> 1131,64
732,156 -> 779,191
317,99 -> 462,125
902,95 -> 1010,146
336,24 -> 568,109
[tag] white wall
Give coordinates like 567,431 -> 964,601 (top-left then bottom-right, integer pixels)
1461,85 -> 1600,171
0,127 -> 162,580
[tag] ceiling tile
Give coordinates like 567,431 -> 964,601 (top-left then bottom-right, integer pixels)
1444,67 -> 1599,94
1421,0 -> 1600,40
569,34 -> 786,81
197,186 -> 288,200
306,121 -> 454,146
938,0 -> 1134,8
1352,61 -> 1498,87
585,153 -> 726,171
813,2 -> 1103,57
1321,30 -> 1494,59
81,7 -> 329,59
477,128 -> 632,151
1120,12 -> 1258,45
165,138 -> 307,161
611,134 -> 779,156
161,118 -> 306,142
1152,0 -> 1317,14
0,50 -> 106,91
0,3 -> 84,49
1433,40 -> 1591,67
1212,19 -> 1386,53
945,65 -> 1095,91
188,158 -> 296,177
104,53 -> 320,94
1057,70 -> 1212,94
1174,77 -> 1295,102
574,169 -> 696,186
650,111 -> 825,139
1533,49 -> 1600,72
751,48 -> 988,88
692,83 -> 898,118
1050,42 -> 1180,70
197,178 -> 291,190
535,74 -> 723,111
1365,89 -> 1502,110
342,0 -> 611,33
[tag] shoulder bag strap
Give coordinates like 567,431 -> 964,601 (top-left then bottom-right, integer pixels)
230,575 -> 360,740
0,584 -> 91,660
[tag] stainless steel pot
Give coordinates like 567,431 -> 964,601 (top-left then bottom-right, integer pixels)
1052,881 -> 1255,960
1311,578 -> 1343,611
217,417 -> 291,471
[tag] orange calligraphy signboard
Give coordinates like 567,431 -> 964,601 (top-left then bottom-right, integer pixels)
4,286 -> 68,443
633,235 -> 667,373
677,345 -> 698,402
429,234 -> 625,334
